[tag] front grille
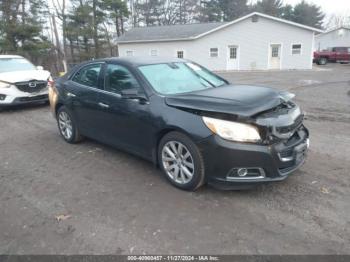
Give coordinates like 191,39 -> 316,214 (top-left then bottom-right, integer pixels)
279,149 -> 294,158
18,95 -> 48,102
276,114 -> 304,134
15,81 -> 47,93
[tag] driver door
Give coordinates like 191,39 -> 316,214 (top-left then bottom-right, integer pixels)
97,63 -> 153,157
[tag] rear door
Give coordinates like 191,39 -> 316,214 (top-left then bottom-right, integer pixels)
63,63 -> 104,137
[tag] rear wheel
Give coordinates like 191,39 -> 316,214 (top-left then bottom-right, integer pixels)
158,132 -> 205,191
318,57 -> 328,65
57,106 -> 82,143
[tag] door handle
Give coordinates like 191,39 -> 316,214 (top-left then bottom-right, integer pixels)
98,102 -> 110,108
66,92 -> 76,98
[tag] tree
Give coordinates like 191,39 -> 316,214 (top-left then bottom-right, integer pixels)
281,4 -> 294,21
0,0 -> 52,62
293,0 -> 325,29
104,0 -> 129,36
325,14 -> 350,30
253,0 -> 284,17
198,0 -> 249,22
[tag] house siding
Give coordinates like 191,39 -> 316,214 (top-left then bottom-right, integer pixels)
315,28 -> 350,51
118,16 -> 314,71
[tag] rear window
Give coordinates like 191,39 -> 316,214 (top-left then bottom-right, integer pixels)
0,58 -> 36,73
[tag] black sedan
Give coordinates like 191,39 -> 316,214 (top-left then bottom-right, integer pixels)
49,57 -> 309,191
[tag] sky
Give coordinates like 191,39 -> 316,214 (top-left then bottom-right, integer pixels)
251,0 -> 350,16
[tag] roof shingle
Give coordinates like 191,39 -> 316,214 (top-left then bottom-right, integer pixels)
117,22 -> 227,43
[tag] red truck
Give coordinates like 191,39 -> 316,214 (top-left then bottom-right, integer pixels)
314,47 -> 350,65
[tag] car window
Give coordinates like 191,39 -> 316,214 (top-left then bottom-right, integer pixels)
104,64 -> 141,94
138,62 -> 226,95
339,47 -> 347,53
72,64 -> 102,88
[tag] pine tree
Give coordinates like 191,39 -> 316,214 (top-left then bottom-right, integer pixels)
293,0 -> 325,29
0,0 -> 51,63
198,0 -> 248,22
253,0 -> 284,17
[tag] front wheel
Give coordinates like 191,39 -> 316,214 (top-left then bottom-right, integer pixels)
158,131 -> 205,191
57,106 -> 82,143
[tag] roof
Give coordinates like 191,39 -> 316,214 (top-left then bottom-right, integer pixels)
0,55 -> 24,59
316,26 -> 350,37
108,56 -> 187,66
117,12 -> 324,44
76,56 -> 187,67
117,22 -> 227,43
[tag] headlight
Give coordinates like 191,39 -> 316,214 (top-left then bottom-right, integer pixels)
279,91 -> 295,102
202,116 -> 261,143
0,81 -> 11,88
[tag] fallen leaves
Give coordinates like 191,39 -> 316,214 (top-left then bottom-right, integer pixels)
55,214 -> 71,222
320,187 -> 330,194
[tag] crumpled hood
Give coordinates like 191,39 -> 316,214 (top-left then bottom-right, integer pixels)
165,85 -> 293,117
0,70 -> 50,83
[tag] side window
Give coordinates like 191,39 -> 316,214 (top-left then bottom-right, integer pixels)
104,64 -> 141,94
126,50 -> 134,57
177,51 -> 184,58
72,64 -> 101,88
210,48 -> 219,58
292,44 -> 302,55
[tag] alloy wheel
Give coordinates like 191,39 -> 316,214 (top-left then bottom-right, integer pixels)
58,111 -> 73,140
161,141 -> 195,184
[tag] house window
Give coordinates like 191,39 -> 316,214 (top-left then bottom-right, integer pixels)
210,48 -> 219,58
272,46 -> 279,57
126,50 -> 134,57
292,44 -> 302,55
177,51 -> 184,58
229,47 -> 237,59
150,49 -> 158,56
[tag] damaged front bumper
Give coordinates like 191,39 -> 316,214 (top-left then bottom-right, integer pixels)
197,125 -> 309,190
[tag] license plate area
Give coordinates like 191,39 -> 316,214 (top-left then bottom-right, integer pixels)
294,139 -> 309,164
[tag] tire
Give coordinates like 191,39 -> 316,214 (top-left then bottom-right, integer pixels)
57,106 -> 82,144
158,131 -> 205,191
318,57 -> 328,65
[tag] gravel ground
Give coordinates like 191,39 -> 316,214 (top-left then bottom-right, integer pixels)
0,64 -> 349,255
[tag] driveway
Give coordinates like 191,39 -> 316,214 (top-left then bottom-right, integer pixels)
0,64 -> 349,254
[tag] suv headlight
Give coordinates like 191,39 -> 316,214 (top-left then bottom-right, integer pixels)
202,116 -> 261,143
0,81 -> 11,88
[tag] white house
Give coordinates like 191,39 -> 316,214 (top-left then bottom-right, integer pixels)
117,12 -> 322,71
315,27 -> 350,51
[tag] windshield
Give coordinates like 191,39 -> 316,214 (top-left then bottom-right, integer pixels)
138,62 -> 227,95
0,58 -> 36,73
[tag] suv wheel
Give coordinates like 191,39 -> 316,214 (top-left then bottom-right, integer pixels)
57,106 -> 82,143
158,132 -> 205,191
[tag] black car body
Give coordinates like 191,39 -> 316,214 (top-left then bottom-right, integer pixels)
49,57 -> 309,190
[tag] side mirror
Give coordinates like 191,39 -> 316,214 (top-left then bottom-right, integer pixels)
121,88 -> 148,103
37,66 -> 44,70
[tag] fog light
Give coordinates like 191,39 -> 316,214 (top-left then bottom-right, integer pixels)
237,168 -> 248,177
0,94 -> 6,101
227,168 -> 266,180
